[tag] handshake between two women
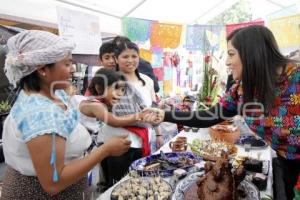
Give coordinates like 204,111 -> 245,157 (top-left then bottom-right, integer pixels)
140,108 -> 165,125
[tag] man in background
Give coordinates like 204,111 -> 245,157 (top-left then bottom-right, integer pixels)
82,42 -> 116,94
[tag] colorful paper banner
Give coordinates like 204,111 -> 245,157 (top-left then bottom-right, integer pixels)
226,20 -> 264,36
163,52 -> 172,67
122,17 -> 152,42
164,67 -> 173,80
185,25 -> 223,52
151,47 -> 163,67
139,48 -> 152,63
153,67 -> 164,81
163,80 -> 173,94
269,14 -> 300,48
150,22 -> 182,48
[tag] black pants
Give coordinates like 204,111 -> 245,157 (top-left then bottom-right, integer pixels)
273,156 -> 300,200
101,147 -> 143,188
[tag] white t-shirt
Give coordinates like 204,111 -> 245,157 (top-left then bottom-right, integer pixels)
136,73 -> 155,106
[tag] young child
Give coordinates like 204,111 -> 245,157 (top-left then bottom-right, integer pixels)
98,41 -> 116,70
68,68 -> 148,191
83,41 -> 116,95
79,69 -> 144,128
86,68 -> 153,188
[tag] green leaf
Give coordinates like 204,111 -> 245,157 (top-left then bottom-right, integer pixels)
0,100 -> 11,113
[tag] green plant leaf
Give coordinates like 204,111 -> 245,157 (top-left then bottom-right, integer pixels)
0,100 -> 11,113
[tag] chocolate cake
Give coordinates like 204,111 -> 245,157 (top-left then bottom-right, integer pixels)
196,154 -> 245,200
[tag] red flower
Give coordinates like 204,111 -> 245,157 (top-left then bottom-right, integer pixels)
204,55 -> 211,63
206,96 -> 212,102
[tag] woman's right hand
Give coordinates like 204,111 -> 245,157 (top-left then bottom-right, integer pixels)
102,135 -> 131,156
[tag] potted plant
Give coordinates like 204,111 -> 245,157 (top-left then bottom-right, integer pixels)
198,54 -> 220,110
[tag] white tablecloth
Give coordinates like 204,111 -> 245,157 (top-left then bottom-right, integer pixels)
97,128 -> 274,199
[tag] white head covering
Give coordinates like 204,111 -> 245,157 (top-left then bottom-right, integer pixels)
4,30 -> 75,87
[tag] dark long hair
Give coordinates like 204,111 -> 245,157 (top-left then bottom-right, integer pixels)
88,68 -> 126,96
112,35 -> 131,46
114,41 -> 145,86
227,25 -> 291,112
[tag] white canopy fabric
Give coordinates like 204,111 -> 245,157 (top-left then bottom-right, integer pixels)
0,0 -> 299,34
55,0 -> 300,23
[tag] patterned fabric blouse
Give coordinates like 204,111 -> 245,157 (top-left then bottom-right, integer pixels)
10,89 -> 80,181
220,64 -> 300,160
11,90 -> 79,141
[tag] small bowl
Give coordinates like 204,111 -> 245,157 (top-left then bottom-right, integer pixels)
183,126 -> 191,132
209,124 -> 240,144
191,127 -> 200,132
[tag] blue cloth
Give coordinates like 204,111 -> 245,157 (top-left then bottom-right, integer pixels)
11,90 -> 79,141
10,90 -> 80,182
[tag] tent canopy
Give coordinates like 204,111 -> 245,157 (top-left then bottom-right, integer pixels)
0,0 -> 299,34
56,0 -> 299,23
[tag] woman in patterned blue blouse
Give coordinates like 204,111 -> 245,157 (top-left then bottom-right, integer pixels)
1,30 -> 131,199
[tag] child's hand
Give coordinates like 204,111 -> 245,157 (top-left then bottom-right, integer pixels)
142,108 -> 165,125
